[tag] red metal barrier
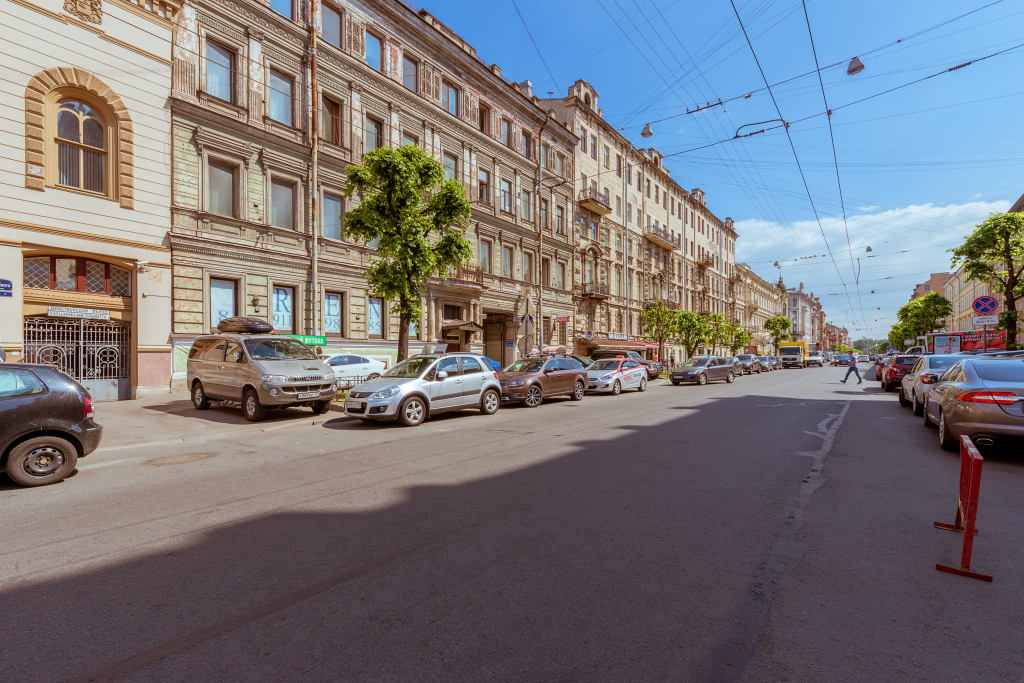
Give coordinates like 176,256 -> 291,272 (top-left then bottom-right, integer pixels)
934,435 -> 992,581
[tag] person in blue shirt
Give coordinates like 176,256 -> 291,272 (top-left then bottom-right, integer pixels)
840,351 -> 863,384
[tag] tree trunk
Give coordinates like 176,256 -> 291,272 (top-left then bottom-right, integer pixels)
1004,238 -> 1020,350
397,300 -> 410,362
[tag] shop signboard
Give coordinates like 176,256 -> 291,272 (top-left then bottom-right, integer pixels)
284,335 -> 327,347
47,306 -> 110,320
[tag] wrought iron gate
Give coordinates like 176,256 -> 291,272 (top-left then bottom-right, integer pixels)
24,316 -> 131,401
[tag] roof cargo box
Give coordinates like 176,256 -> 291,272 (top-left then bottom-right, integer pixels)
216,317 -> 274,334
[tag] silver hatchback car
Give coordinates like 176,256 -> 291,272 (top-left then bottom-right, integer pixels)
344,353 -> 502,426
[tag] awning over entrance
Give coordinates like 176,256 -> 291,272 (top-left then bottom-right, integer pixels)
441,319 -> 485,333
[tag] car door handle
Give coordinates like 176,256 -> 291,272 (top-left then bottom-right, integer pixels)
217,365 -> 224,370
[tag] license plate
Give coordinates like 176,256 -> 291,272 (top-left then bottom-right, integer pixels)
345,400 -> 363,409
297,391 -> 319,400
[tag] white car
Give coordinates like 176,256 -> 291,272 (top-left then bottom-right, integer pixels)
585,358 -> 648,394
321,353 -> 387,384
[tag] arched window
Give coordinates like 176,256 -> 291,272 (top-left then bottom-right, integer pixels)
23,256 -> 131,297
56,100 -> 106,194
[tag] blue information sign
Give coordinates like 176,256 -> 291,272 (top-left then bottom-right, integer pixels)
0,278 -> 11,297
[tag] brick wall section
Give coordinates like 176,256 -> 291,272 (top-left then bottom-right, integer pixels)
173,123 -> 199,209
173,265 -> 204,333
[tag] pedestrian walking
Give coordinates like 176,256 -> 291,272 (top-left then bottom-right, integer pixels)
670,352 -> 676,367
840,351 -> 863,384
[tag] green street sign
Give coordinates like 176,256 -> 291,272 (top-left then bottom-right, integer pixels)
284,335 -> 327,346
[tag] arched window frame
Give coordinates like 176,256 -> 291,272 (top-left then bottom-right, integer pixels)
48,91 -> 113,198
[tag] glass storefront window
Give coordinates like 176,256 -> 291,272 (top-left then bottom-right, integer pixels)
272,286 -> 294,331
324,292 -> 342,335
210,279 -> 236,329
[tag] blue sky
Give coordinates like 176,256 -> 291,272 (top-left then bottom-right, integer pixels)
419,0 -> 1024,338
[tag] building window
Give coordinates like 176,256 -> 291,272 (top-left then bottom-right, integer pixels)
655,185 -> 660,203
556,153 -> 564,175
478,169 -> 490,202
603,145 -> 610,167
55,100 -> 106,194
442,81 -> 459,116
270,178 -> 295,230
442,304 -> 461,321
480,239 -> 491,273
479,103 -> 490,133
367,297 -> 383,338
556,206 -> 564,234
501,119 -> 511,147
523,252 -> 533,283
402,55 -> 418,92
322,192 -> 343,240
557,262 -> 566,290
321,96 -> 342,145
646,179 -> 650,197
322,5 -> 342,48
270,286 -> 294,331
521,190 -> 532,220
365,32 -> 382,71
616,271 -> 622,297
585,260 -> 593,284
23,256 -> 130,296
616,233 -> 622,252
540,144 -> 549,168
542,257 -> 550,286
270,0 -> 291,19
206,42 -> 233,102
521,132 -> 531,158
502,246 -> 513,277
442,152 -> 457,180
324,292 -> 343,336
267,69 -> 293,126
541,198 -> 549,228
207,159 -> 236,217
579,127 -> 587,152
590,135 -> 597,158
500,179 -> 512,213
402,132 -> 418,147
616,154 -> 622,177
364,114 -> 381,151
210,278 -> 236,330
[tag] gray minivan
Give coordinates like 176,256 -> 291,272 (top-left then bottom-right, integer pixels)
187,333 -> 335,421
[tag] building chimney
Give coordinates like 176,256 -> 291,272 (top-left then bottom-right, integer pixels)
519,80 -> 532,98
490,64 -> 501,77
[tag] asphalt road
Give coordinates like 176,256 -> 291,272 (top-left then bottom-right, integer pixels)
1,365 -> 1021,682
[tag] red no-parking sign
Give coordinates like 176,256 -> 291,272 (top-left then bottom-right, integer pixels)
972,296 -> 999,314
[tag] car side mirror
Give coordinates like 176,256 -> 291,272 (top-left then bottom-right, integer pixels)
921,374 -> 938,384
436,371 -> 449,381
543,367 -> 554,373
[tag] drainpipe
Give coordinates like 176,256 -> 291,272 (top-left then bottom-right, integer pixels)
535,115 -> 549,351
308,0 -> 320,336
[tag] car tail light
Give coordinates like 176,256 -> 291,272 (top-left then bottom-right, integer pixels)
494,372 -> 500,380
921,374 -> 939,384
83,395 -> 94,419
957,391 -> 1018,405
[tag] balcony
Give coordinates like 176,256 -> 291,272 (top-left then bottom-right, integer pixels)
429,264 -> 485,291
644,224 -> 681,250
697,255 -> 714,268
579,281 -> 610,300
578,188 -> 612,215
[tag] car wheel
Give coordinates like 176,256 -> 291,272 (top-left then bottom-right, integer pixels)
243,389 -> 266,422
367,373 -> 381,380
671,379 -> 681,386
726,371 -> 735,383
5,436 -> 78,487
192,382 -> 210,410
697,373 -> 707,385
524,385 -> 543,407
912,391 -> 923,416
480,388 -> 500,415
757,367 -> 762,374
611,380 -> 621,395
398,396 -> 427,426
572,381 -> 586,400
637,377 -> 647,393
898,387 -> 911,407
312,400 -> 331,415
923,398 -> 936,427
938,410 -> 958,451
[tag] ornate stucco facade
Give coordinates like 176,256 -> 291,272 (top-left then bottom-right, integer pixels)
735,263 -> 783,352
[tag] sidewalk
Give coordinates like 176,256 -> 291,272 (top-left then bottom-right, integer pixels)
92,392 -> 344,451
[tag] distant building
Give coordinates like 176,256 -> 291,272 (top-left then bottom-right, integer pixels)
784,282 -> 823,346
911,273 -> 952,301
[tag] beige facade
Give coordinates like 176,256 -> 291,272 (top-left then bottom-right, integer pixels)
167,0 -> 578,385
784,282 -> 824,347
735,263 -> 782,352
911,272 -> 951,301
0,0 -> 175,399
944,267 -> 996,333
825,322 -> 849,350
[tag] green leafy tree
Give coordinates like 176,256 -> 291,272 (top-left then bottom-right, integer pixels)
951,211 -> 1024,349
727,324 -> 751,355
641,303 -> 679,363
887,321 -> 912,351
673,311 -> 711,359
342,145 -> 473,361
896,292 -> 953,340
763,316 -> 792,350
706,313 -> 729,355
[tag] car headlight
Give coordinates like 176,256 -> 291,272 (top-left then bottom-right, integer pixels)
262,375 -> 288,382
599,373 -> 614,381
369,386 -> 401,399
507,380 -> 525,387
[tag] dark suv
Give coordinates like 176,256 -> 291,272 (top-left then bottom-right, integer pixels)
1,363 -> 103,487
498,356 -> 588,407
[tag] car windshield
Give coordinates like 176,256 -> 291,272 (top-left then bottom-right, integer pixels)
972,362 -> 1024,382
505,359 -> 545,373
737,355 -> 754,360
758,356 -> 769,362
243,339 -> 318,361
589,360 -> 621,370
681,358 -> 710,368
780,347 -> 801,355
384,357 -> 435,378
839,355 -> 850,361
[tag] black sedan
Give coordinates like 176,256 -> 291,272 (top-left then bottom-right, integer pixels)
735,354 -> 763,374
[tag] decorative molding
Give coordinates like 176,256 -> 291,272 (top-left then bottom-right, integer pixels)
193,125 -> 255,163
1,217 -> 170,253
63,0 -> 102,24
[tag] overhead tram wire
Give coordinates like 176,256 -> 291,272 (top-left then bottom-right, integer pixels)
799,0 -> 864,324
726,0 -> 858,325
508,0 -> 559,93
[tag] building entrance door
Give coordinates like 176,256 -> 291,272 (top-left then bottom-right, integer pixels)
23,316 -> 131,401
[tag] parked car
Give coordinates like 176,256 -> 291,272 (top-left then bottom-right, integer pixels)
569,354 -> 594,369
723,356 -> 744,375
922,358 -> 1024,450
670,356 -> 736,385
835,354 -> 851,366
1,363 -> 102,487
589,349 -> 663,379
807,350 -> 825,367
768,356 -> 779,370
188,325 -> 336,422
345,353 -> 502,426
735,354 -> 763,374
498,356 -> 587,407
880,354 -> 919,392
900,354 -> 968,414
320,353 -> 387,385
585,358 -> 648,394
480,356 -> 503,373
757,355 -> 773,371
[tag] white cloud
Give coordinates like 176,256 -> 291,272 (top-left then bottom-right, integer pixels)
733,200 -> 1011,337
857,205 -> 880,212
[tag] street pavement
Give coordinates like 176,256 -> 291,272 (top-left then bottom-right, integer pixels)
1,365 -> 1021,682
